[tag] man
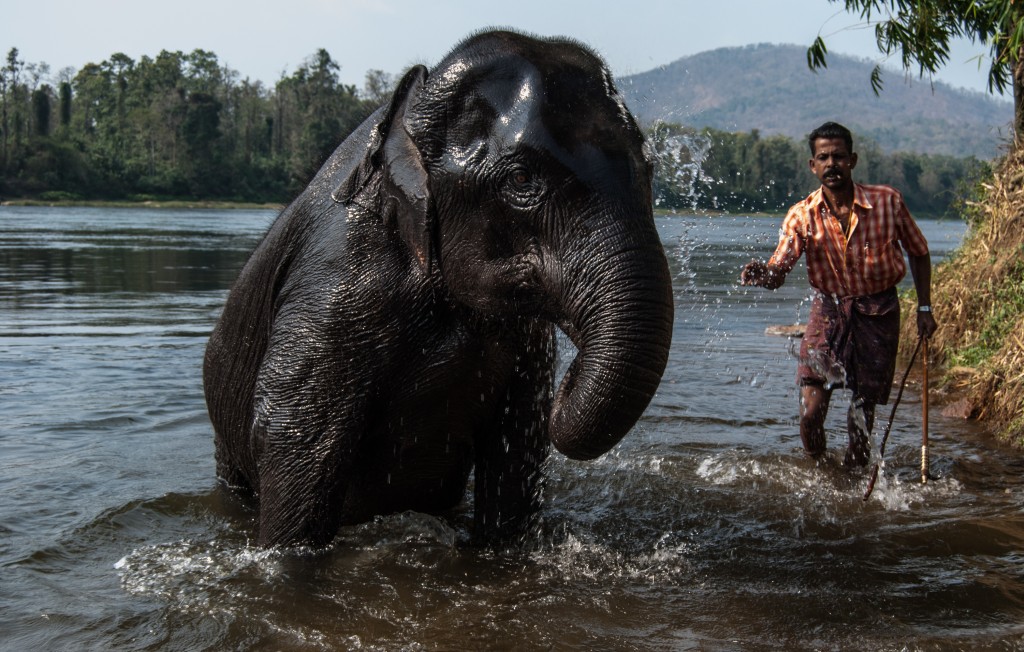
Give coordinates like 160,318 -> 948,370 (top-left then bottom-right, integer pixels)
741,122 -> 937,465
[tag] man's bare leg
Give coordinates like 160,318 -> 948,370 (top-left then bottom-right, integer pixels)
799,382 -> 830,458
845,398 -> 875,466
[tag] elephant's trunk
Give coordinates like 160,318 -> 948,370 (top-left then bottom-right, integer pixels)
548,219 -> 674,461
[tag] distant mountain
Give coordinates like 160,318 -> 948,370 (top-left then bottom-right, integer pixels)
619,43 -> 1012,159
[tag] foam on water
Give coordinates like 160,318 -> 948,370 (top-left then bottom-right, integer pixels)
108,511 -> 469,650
697,448 -> 964,514
115,539 -> 282,608
536,530 -> 697,585
864,463 -> 964,511
114,509 -> 465,604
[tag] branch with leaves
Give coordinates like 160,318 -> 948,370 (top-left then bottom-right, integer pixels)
807,0 -> 1024,132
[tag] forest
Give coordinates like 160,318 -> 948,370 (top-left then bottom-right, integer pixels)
0,47 -> 389,203
0,46 -> 989,216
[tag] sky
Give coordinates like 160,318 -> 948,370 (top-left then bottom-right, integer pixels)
2,0 -> 1002,97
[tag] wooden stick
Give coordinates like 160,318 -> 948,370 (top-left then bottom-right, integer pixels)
921,336 -> 929,484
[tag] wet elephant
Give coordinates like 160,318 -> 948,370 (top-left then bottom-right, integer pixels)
203,29 -> 674,547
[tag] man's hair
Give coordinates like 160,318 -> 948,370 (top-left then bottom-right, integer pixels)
808,122 -> 853,154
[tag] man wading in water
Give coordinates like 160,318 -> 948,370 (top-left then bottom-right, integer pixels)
741,122 -> 938,465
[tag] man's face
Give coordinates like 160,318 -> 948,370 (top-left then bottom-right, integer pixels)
809,137 -> 857,191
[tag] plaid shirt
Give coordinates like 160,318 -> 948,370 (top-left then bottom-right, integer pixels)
768,183 -> 930,298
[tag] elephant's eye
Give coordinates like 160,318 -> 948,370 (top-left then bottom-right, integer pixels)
504,166 -> 545,208
512,168 -> 531,187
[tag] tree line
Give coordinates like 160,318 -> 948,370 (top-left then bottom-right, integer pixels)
0,46 -> 988,216
649,122 -> 989,217
0,46 -> 395,202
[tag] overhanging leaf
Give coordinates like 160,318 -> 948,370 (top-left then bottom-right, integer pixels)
807,36 -> 829,71
870,65 -> 884,94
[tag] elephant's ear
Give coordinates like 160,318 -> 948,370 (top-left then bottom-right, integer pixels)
333,65 -> 433,274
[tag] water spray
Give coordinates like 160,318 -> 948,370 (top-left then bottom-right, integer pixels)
648,121 -> 712,210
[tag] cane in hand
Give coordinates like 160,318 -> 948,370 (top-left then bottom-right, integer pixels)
921,336 -> 929,484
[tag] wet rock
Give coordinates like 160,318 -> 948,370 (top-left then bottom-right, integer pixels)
765,324 -> 805,338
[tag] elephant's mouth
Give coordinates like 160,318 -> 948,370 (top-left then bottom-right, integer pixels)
467,248 -> 559,320
508,251 -> 548,311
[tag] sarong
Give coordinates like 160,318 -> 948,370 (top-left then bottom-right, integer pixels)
797,287 -> 900,405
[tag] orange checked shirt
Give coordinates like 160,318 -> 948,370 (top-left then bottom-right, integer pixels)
768,183 -> 930,298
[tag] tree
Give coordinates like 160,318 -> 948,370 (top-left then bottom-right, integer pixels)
275,49 -> 373,191
363,69 -> 396,105
58,81 -> 72,131
32,86 -> 50,137
2,48 -> 25,171
179,92 -> 222,196
807,1 -> 1024,137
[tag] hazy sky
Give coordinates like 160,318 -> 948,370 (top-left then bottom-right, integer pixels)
3,0 -> 1001,95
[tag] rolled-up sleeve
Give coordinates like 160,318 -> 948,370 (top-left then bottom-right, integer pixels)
896,196 -> 929,257
767,208 -> 805,273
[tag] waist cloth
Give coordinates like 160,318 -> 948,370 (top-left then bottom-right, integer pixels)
797,287 -> 900,405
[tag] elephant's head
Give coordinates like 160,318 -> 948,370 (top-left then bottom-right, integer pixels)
335,30 -> 674,461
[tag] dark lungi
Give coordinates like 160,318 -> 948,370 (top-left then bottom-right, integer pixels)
798,287 -> 901,405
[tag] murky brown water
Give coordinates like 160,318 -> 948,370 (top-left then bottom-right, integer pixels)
2,206 -> 1021,651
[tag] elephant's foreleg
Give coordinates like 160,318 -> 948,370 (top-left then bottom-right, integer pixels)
257,433 -> 350,547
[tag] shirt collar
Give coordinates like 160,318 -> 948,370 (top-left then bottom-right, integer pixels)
853,183 -> 873,211
810,183 -> 873,212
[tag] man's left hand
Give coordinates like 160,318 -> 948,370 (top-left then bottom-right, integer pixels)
917,310 -> 937,339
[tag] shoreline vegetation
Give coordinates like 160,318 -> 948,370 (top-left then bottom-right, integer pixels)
900,147 -> 1024,446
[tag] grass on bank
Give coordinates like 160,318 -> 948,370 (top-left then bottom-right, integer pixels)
900,146 -> 1024,446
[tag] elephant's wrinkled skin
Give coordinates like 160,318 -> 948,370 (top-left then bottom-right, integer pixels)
203,30 -> 674,547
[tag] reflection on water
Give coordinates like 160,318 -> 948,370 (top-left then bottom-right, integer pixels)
2,206 -> 1023,651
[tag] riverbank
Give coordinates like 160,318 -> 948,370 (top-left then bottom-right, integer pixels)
900,146 -> 1024,446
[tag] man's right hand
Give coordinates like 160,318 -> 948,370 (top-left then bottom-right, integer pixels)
741,260 -> 784,289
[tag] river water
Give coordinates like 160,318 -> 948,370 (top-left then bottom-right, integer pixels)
1,205 -> 1021,651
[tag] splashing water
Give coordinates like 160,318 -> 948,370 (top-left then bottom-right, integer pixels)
115,540 -> 283,609
648,121 -> 713,210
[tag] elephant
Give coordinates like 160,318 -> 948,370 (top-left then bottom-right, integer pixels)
203,29 -> 674,548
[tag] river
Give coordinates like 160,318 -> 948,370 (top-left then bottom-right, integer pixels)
1,205 -> 1021,651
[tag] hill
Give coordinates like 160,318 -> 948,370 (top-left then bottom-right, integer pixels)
620,44 -> 1012,159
